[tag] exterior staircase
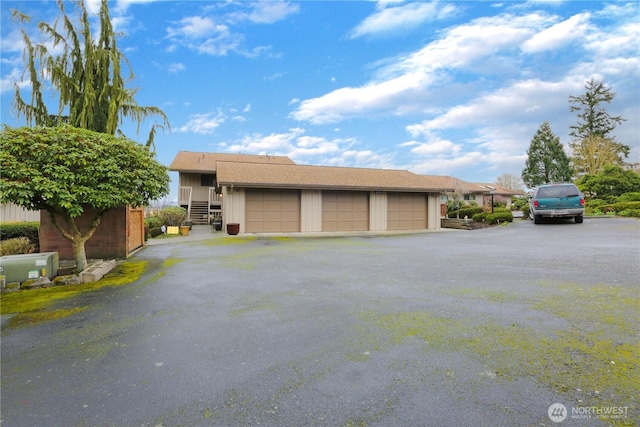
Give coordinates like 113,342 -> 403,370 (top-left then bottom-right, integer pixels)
189,201 -> 209,225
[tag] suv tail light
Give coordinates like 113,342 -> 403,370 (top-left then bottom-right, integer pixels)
580,197 -> 585,206
533,200 -> 539,208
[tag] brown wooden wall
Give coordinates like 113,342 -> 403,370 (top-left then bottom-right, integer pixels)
40,206 -> 144,261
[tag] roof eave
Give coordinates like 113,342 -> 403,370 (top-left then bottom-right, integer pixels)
218,182 -> 454,193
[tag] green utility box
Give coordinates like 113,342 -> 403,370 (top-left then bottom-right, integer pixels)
0,252 -> 59,284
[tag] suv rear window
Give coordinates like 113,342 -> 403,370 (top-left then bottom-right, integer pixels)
536,185 -> 579,198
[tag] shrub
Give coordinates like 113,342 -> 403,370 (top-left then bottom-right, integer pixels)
472,212 -> 488,222
617,192 -> 640,202
618,210 -> 640,218
600,201 -> 640,214
0,237 -> 35,256
145,215 -> 163,229
492,207 -> 511,213
511,196 -> 528,210
149,227 -> 164,238
0,222 -> 40,252
448,206 -> 483,219
158,206 -> 187,226
485,211 -> 513,224
521,205 -> 530,219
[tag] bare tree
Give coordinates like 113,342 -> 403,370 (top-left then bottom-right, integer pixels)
496,173 -> 523,192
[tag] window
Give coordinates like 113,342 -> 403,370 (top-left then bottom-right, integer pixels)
201,174 -> 215,187
464,194 -> 475,201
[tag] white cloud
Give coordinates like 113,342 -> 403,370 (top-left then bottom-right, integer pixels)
168,63 -> 185,73
177,111 -> 227,135
168,16 -> 224,39
522,13 -> 591,53
166,2 -> 297,57
220,128 -> 395,168
349,1 -> 457,39
291,73 -> 430,124
113,0 -> 156,14
246,1 -> 299,24
410,151 -> 486,175
410,139 -> 461,156
292,12 -> 551,124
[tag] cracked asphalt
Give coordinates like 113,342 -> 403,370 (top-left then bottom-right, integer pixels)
1,218 -> 638,427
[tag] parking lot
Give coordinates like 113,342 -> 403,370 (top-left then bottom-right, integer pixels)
1,218 -> 638,426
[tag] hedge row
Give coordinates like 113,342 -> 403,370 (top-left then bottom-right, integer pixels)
472,211 -> 514,224
598,201 -> 640,218
447,206 -> 483,219
0,222 -> 40,252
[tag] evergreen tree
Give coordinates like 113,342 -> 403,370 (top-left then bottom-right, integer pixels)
11,0 -> 168,147
522,121 -> 573,188
568,78 -> 628,174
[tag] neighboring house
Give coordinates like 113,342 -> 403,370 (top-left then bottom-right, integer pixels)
440,178 -> 523,209
169,151 -> 455,233
473,183 -> 524,208
0,202 -> 40,222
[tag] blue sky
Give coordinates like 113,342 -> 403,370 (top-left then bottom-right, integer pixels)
1,0 -> 638,197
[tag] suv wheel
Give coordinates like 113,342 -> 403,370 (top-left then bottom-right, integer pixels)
575,215 -> 583,224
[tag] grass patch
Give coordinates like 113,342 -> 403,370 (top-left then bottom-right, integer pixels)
0,260 -> 147,328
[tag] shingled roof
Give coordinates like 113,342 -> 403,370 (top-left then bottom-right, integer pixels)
216,161 -> 455,192
169,151 -> 295,173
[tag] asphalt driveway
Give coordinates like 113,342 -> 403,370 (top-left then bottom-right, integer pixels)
1,218 -> 639,426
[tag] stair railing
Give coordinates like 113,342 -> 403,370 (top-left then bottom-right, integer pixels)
179,186 -> 193,220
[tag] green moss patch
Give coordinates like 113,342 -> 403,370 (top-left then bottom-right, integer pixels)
0,260 -> 147,328
360,281 -> 639,426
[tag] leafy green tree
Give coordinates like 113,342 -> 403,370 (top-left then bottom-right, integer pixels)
0,126 -> 170,271
522,121 -> 573,188
576,164 -> 640,199
569,78 -> 629,174
11,0 -> 168,148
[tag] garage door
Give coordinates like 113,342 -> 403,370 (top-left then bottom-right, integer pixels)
387,193 -> 427,230
322,191 -> 369,231
245,189 -> 300,232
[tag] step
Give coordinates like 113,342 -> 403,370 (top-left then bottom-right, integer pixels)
79,260 -> 116,283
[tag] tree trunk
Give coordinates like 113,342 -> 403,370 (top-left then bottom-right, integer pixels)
48,210 -> 102,273
71,236 -> 90,272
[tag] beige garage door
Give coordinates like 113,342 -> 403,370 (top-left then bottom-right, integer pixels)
245,189 -> 300,232
322,191 -> 369,231
387,193 -> 427,230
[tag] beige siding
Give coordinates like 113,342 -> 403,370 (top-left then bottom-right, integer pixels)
387,193 -> 427,230
223,187 -> 245,232
322,191 -> 369,231
0,203 -> 40,222
180,173 -> 211,201
245,189 -> 300,233
427,194 -> 440,229
369,192 -> 387,231
301,190 -> 322,232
